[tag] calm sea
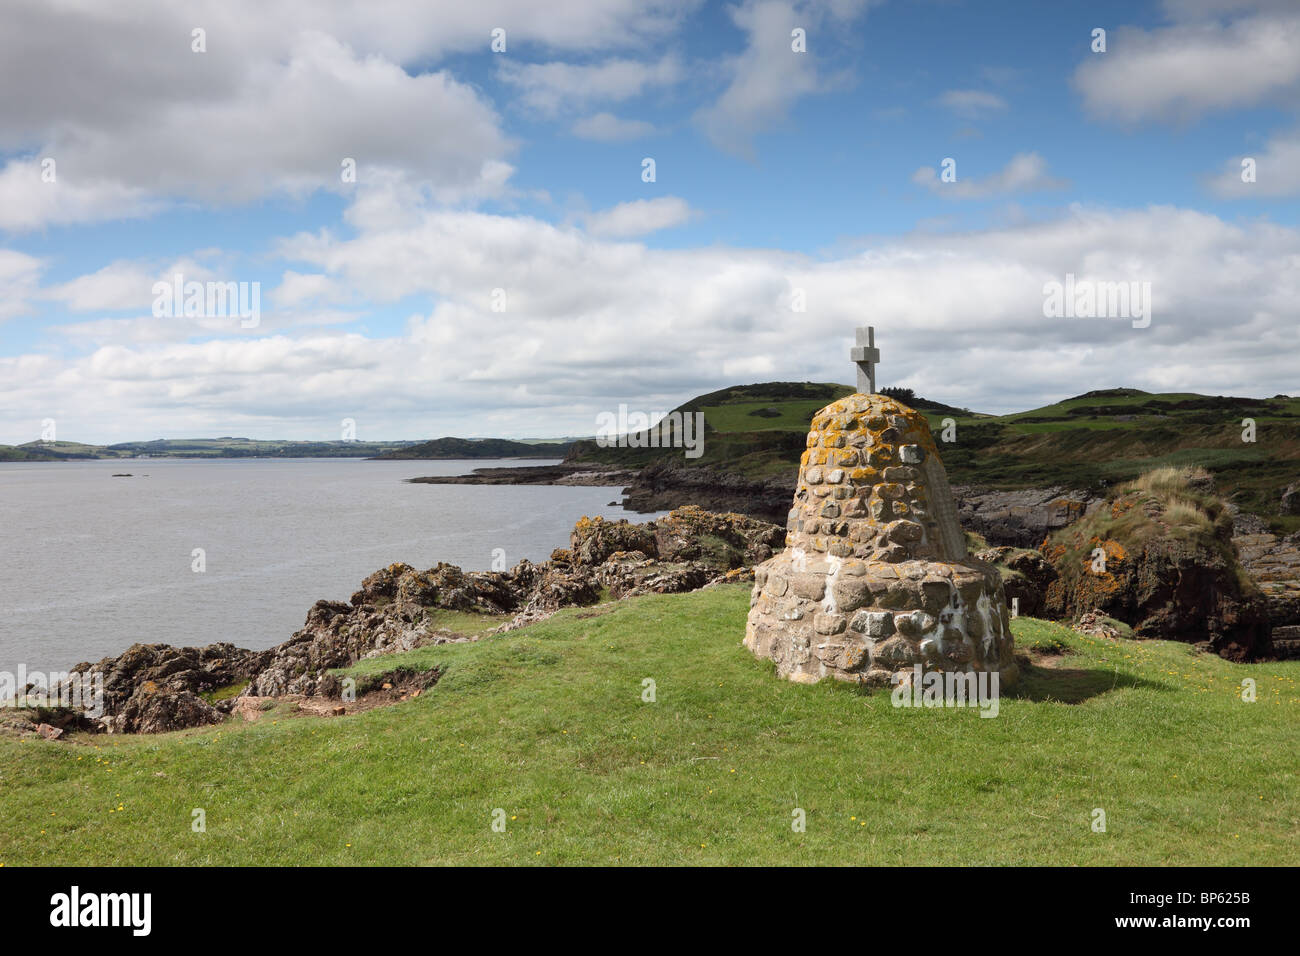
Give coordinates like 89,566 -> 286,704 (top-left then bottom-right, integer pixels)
0,458 -> 655,674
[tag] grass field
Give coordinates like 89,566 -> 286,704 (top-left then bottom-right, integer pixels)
701,399 -> 847,433
1,584 -> 1296,866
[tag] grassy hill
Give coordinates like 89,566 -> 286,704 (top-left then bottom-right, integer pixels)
1,584 -> 1296,866
569,383 -> 1300,529
567,382 -> 855,478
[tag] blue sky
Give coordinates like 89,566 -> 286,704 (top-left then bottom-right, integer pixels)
1,0 -> 1297,442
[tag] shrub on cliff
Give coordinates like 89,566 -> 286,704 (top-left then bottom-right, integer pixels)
1042,466 -> 1270,659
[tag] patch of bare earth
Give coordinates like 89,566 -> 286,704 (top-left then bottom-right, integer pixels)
233,667 -> 441,723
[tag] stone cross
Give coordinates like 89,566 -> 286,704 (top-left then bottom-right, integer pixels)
850,326 -> 880,394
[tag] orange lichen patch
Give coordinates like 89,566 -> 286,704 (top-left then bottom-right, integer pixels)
804,448 -> 831,467
1073,571 -> 1124,604
1085,536 -> 1126,565
807,396 -> 942,458
842,644 -> 868,669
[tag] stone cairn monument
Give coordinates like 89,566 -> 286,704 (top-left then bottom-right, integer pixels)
744,327 -> 1019,686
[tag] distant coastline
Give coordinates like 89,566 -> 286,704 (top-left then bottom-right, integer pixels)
0,436 -> 578,462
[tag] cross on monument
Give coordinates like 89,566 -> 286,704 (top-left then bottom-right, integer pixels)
850,326 -> 880,394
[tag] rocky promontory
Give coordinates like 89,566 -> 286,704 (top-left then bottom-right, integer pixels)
31,507 -> 781,736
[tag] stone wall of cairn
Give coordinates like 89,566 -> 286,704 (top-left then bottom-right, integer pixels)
744,394 -> 1019,686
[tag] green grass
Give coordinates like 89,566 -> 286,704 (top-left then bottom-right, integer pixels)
423,608 -> 508,637
2,585 -> 1296,866
701,400 -> 839,433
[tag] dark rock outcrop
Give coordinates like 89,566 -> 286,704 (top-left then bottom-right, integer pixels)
618,460 -> 796,521
54,507 -> 783,734
1041,474 -> 1271,660
975,546 -> 1058,618
1234,530 -> 1300,631
64,642 -> 267,734
952,486 -> 1101,548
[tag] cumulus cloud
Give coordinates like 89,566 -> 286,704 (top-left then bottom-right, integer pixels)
0,249 -> 43,322
937,89 -> 1008,118
0,160 -> 160,232
498,55 -> 681,117
1207,130 -> 1300,197
911,152 -> 1068,200
572,112 -> 658,141
273,272 -> 353,310
694,0 -> 877,157
7,199 -> 1299,442
40,257 -> 226,313
0,31 -> 512,225
1073,4 -> 1300,122
0,0 -> 694,229
581,197 -> 694,237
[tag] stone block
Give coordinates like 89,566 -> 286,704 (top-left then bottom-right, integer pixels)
849,609 -> 895,638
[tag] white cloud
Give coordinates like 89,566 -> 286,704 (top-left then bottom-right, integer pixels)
498,55 -> 681,117
41,257 -> 223,312
1207,130 -> 1300,197
274,271 -> 351,309
911,153 -> 1068,200
8,201 -> 1300,442
0,31 -> 512,226
1073,5 -> 1300,122
572,113 -> 658,141
0,160 -> 160,232
694,0 -> 877,157
937,89 -> 1008,118
0,0 -> 696,229
581,197 -> 694,237
723,355 -> 776,378
0,249 -> 44,322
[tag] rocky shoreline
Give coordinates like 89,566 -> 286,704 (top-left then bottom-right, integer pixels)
408,460 -> 793,517
406,463 -> 640,488
410,461 -> 1114,536
17,507 -> 781,736
11,469 -> 1299,740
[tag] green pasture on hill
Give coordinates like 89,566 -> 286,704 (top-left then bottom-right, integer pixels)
2,584 -> 1296,866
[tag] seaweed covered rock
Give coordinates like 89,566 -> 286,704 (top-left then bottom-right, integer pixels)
745,394 -> 1018,686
